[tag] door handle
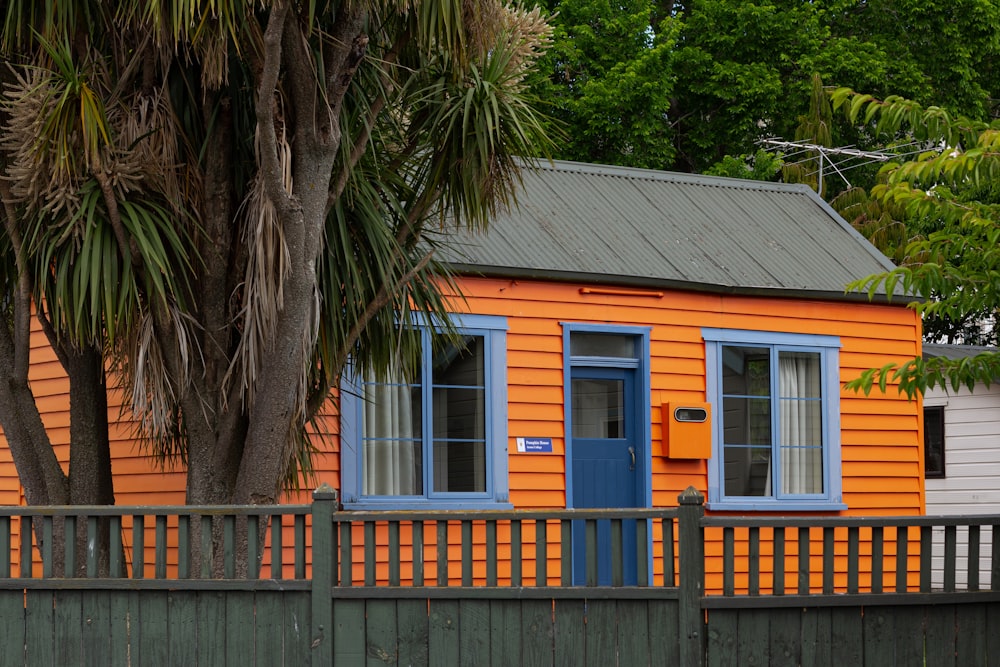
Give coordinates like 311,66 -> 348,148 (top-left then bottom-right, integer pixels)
628,446 -> 635,471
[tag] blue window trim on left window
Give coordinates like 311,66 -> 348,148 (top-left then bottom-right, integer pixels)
703,328 -> 846,512
340,314 -> 511,510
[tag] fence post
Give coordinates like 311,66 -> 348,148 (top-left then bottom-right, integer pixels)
311,484 -> 337,666
677,486 -> 705,667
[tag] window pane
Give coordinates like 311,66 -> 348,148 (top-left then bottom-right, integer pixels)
779,351 -> 821,398
432,387 -> 485,440
722,346 -> 770,396
570,333 -> 636,358
362,377 -> 423,496
572,378 -> 625,438
430,335 -> 487,494
778,351 -> 823,494
779,399 -> 822,447
722,397 -> 771,445
433,335 -> 484,386
779,446 -> 823,494
433,440 -> 486,492
924,406 -> 945,477
724,446 -> 772,496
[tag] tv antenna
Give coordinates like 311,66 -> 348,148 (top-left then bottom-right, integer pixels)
759,138 -> 927,195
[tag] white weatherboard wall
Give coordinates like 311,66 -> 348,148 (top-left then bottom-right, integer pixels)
924,383 -> 1000,588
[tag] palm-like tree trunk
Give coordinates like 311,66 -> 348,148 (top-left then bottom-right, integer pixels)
66,342 -> 116,576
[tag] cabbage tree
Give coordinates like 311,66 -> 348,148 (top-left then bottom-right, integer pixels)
0,0 -> 552,518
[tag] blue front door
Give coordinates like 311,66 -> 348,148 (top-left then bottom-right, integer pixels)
570,366 -> 642,585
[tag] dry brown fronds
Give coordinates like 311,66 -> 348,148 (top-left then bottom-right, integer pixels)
118,305 -> 197,441
224,111 -> 295,410
197,31 -> 231,90
115,86 -> 187,212
1,65 -> 83,220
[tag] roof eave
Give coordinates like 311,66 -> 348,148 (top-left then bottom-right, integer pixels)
445,264 -> 911,306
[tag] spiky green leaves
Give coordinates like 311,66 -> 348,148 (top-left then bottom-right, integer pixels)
26,179 -> 192,345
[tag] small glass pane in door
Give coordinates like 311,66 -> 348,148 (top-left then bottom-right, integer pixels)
572,379 -> 625,439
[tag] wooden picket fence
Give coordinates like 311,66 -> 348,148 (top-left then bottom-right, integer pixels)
0,487 -> 997,665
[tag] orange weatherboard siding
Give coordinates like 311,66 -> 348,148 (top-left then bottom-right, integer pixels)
0,275 -> 922,589
442,276 -> 923,518
445,276 -> 923,593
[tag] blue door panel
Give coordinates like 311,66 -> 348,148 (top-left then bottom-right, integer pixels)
570,366 -> 641,585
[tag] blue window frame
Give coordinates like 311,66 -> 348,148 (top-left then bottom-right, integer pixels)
703,328 -> 846,511
340,314 -> 510,509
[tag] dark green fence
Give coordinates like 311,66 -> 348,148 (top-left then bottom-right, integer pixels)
0,487 -> 998,665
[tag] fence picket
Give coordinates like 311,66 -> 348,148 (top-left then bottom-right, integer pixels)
155,515 -> 167,579
822,526 -> 834,595
969,525 -> 980,591
798,527 -> 810,595
872,526 -> 883,594
943,524 -> 957,592
847,526 -> 859,594
895,526 -> 907,593
64,515 -> 76,578
773,526 -> 784,595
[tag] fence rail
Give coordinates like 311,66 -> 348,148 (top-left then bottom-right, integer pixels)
3,489 -> 1000,598
702,514 -> 1000,601
329,506 -> 681,590
0,504 -> 312,583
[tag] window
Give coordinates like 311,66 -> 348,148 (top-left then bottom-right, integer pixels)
924,406 -> 945,478
703,329 -> 845,511
340,315 -> 510,509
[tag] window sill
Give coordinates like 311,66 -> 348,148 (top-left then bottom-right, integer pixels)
342,500 -> 515,512
706,500 -> 847,512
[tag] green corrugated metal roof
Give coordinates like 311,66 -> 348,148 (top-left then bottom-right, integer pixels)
923,344 -> 997,361
433,160 -> 901,302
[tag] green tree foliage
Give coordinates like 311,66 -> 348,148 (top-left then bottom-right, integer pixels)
831,90 -> 1000,395
528,0 -> 677,168
532,0 -> 1000,175
704,149 -> 783,181
829,0 -> 1000,119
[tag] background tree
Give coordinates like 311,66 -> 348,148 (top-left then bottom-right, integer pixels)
531,0 -> 1000,175
828,0 -> 1000,119
0,0 -> 552,516
527,0 -> 677,168
831,90 -> 1000,395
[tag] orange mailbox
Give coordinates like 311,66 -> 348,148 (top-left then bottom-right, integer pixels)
662,402 -> 712,459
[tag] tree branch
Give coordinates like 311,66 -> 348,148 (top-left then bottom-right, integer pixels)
256,1 -> 296,216
324,7 -> 369,125
0,179 -> 32,382
93,170 -> 142,275
327,30 -> 410,210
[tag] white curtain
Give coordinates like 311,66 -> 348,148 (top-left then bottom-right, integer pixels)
362,368 -> 419,495
779,354 -> 823,495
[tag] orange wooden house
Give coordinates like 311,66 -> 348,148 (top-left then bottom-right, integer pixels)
1,160 -> 923,586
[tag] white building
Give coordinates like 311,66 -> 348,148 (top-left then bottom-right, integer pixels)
923,344 -> 1000,588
